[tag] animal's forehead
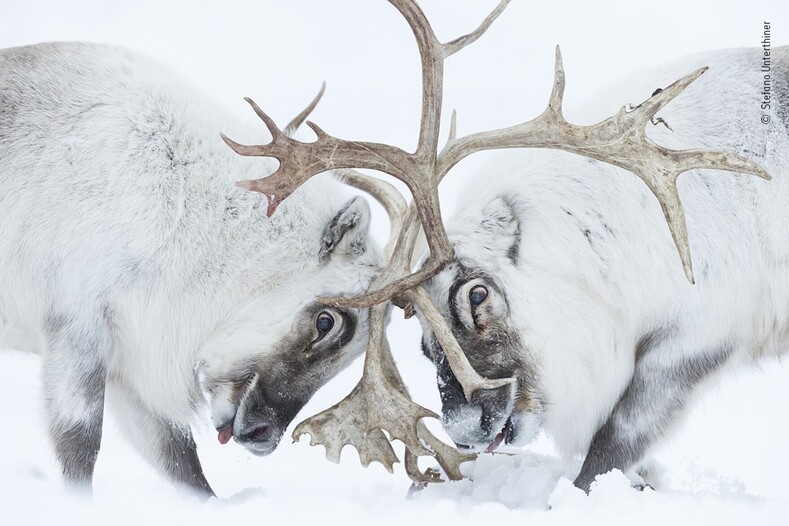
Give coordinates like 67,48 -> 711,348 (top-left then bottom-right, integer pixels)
425,259 -> 493,310
272,255 -> 379,299
235,258 -> 379,347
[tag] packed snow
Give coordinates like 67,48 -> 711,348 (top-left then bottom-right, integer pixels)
2,1 -> 789,524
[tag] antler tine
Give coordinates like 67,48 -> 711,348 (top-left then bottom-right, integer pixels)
284,82 -> 326,137
220,132 -> 270,157
447,110 -> 458,143
224,83 -> 327,160
442,0 -> 511,58
244,97 -> 284,138
547,45 -> 566,118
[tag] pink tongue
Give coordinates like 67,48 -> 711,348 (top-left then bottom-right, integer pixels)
218,425 -> 233,445
485,430 -> 506,453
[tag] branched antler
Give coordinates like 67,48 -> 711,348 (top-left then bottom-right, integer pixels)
225,0 -> 771,484
222,0 -> 517,304
436,47 -> 770,282
293,304 -> 476,482
223,1 -> 767,293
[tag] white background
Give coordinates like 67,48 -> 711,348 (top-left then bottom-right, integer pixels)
1,1 -> 788,524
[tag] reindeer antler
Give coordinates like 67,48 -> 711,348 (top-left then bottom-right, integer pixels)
221,0 -> 516,304
224,0 -> 767,290
292,303 -> 477,483
435,47 -> 769,283
224,0 -> 771,484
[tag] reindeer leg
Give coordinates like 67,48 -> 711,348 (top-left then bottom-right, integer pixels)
573,334 -> 732,492
107,385 -> 214,498
42,315 -> 111,494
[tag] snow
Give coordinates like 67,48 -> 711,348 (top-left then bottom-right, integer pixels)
2,0 -> 789,524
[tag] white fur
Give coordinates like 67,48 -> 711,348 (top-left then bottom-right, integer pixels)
432,46 -> 789,459
0,42 -> 380,475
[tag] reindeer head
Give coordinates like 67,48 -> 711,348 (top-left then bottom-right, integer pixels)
417,196 -> 545,452
197,191 -> 382,456
192,86 -> 384,455
219,0 -> 768,481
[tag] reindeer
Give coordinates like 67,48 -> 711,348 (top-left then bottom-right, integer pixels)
418,44 -> 789,491
0,42 -> 383,496
219,0 -> 776,493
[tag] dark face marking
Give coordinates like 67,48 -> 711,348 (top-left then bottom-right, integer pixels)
233,305 -> 361,455
422,264 -> 539,448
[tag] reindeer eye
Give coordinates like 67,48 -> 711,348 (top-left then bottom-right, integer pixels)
315,312 -> 335,338
469,285 -> 488,307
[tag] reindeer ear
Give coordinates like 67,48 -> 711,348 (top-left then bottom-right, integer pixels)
319,196 -> 372,262
479,196 -> 521,265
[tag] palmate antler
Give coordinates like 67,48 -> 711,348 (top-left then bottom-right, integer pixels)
223,0 -> 770,483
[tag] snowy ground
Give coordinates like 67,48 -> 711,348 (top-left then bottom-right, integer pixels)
2,0 -> 789,524
3,343 -> 789,524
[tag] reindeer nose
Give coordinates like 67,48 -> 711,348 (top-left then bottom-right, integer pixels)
237,422 -> 274,444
